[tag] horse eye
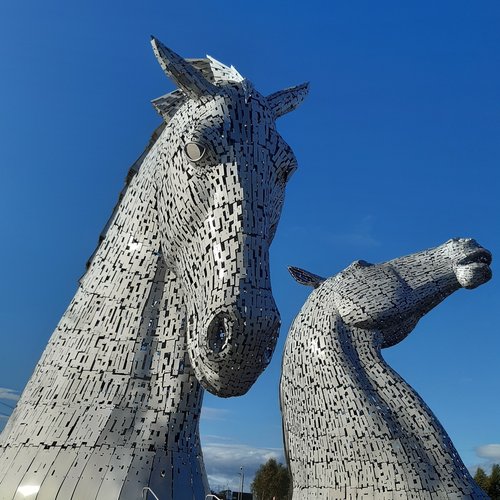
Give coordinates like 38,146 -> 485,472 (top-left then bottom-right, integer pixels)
184,142 -> 206,162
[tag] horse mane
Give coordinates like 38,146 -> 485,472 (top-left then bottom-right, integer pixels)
83,123 -> 164,270
84,57 -> 242,272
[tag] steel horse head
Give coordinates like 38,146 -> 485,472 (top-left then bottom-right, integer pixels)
149,38 -> 308,396
0,39 -> 308,499
282,238 -> 492,498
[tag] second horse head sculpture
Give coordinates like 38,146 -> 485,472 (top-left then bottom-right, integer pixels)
282,238 -> 492,499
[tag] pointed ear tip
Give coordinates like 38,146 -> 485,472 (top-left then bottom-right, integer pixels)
287,266 -> 308,282
298,82 -> 310,95
287,266 -> 327,288
151,37 -> 170,52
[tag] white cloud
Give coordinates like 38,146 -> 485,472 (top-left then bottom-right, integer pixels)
203,434 -> 234,442
476,444 -> 500,461
203,442 -> 285,493
201,406 -> 231,421
468,443 -> 500,475
0,388 -> 20,402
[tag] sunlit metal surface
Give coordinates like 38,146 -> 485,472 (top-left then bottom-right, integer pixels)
282,239 -> 492,499
0,38 -> 308,499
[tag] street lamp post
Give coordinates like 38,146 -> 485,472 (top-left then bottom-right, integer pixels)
238,466 -> 244,500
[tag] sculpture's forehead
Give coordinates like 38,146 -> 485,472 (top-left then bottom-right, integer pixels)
333,261 -> 397,287
175,90 -> 275,129
319,261 -> 416,332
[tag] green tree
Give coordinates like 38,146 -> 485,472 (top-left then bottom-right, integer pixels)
251,458 -> 291,500
489,464 -> 500,500
474,467 -> 490,495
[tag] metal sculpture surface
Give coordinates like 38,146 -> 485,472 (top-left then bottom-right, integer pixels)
0,38 -> 308,500
281,238 -> 492,499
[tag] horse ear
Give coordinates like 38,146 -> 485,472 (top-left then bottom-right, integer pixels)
151,89 -> 188,122
151,37 -> 218,99
288,266 -> 326,288
267,82 -> 309,119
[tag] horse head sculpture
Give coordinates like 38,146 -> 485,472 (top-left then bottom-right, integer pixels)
151,38 -> 308,396
296,237 -> 492,347
282,238 -> 492,498
0,39 -> 308,499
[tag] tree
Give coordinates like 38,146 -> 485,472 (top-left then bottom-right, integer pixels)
474,467 -> 490,495
251,458 -> 291,500
473,463 -> 500,499
489,464 -> 500,500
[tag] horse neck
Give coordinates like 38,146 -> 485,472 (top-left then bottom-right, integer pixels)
92,259 -> 205,450
78,153 -> 206,446
283,295 -> 395,437
347,324 -> 478,492
1,145 -> 204,451
282,292 -> 477,494
308,313 -> 460,464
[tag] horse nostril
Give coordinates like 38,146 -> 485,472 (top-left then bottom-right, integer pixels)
207,313 -> 229,354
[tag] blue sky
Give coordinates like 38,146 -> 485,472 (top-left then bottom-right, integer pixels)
0,0 -> 499,492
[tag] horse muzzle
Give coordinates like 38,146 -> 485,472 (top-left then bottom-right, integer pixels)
449,238 -> 493,289
188,298 -> 280,397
